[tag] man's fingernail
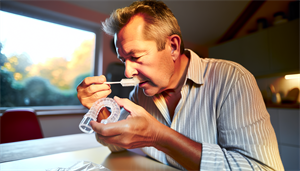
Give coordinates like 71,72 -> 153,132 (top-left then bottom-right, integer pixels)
100,75 -> 105,82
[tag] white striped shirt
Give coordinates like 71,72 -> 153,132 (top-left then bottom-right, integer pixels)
97,49 -> 284,171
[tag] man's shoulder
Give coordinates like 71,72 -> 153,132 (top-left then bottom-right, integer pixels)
200,57 -> 250,76
187,50 -> 254,85
188,49 -> 248,74
191,57 -> 256,87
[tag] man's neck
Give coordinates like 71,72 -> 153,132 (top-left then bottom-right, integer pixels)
168,52 -> 190,91
162,51 -> 190,120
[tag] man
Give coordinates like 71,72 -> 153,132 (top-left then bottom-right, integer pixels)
77,1 -> 284,170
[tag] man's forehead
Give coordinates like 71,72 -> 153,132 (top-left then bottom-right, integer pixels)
114,22 -> 145,54
115,40 -> 148,56
116,15 -> 146,41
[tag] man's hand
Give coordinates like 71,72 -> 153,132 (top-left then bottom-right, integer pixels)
90,96 -> 167,149
91,96 -> 202,170
76,75 -> 111,109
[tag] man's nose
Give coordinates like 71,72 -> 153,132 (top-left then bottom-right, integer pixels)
124,60 -> 138,78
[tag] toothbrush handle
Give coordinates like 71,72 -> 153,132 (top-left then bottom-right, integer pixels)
104,82 -> 121,85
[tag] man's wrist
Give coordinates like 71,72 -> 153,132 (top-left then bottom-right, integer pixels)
152,124 -> 175,152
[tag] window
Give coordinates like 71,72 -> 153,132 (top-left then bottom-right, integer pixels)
0,5 -> 99,110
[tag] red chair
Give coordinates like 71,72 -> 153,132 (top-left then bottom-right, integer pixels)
0,108 -> 43,143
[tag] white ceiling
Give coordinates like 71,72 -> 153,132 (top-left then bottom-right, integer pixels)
63,0 -> 250,46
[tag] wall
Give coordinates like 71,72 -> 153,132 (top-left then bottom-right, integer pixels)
38,114 -> 83,137
268,108 -> 300,171
184,40 -> 209,58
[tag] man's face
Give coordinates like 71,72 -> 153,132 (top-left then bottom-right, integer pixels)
114,14 -> 175,96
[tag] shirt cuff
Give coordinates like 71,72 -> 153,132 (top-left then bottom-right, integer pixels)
200,143 -> 227,171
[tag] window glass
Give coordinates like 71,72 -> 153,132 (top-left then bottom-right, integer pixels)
0,10 -> 95,107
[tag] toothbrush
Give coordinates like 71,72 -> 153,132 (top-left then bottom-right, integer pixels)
104,77 -> 140,87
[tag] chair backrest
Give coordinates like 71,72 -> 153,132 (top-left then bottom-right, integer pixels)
0,108 -> 44,143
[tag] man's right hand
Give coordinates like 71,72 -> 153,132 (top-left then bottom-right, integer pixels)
76,75 -> 111,109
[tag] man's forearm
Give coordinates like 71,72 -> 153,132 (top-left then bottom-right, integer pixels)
155,126 -> 202,170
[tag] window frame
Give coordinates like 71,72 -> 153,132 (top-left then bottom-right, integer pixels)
0,1 -> 103,115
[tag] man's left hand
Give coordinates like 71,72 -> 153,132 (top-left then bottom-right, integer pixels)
90,96 -> 167,149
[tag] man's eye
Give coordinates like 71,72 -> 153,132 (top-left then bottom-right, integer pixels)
130,56 -> 141,61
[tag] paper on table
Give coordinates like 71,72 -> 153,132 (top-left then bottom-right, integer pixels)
46,160 -> 110,171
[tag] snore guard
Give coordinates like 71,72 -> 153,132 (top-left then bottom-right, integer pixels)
79,98 -> 121,134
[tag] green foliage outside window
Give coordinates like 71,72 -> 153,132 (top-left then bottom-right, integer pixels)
0,11 -> 95,107
0,43 -> 92,107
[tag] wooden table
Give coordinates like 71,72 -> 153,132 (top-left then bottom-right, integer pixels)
0,133 -> 179,171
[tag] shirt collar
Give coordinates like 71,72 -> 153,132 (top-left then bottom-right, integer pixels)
185,49 -> 204,85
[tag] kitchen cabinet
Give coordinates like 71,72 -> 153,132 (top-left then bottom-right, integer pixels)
241,29 -> 270,76
209,19 -> 299,77
269,19 -> 299,74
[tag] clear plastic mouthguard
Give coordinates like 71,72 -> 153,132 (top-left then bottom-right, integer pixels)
79,98 -> 121,134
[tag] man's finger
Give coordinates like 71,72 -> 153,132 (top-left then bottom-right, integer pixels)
79,75 -> 106,87
90,120 -> 126,137
78,84 -> 110,98
114,96 -> 141,114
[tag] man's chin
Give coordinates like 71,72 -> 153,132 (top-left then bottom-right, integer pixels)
142,89 -> 157,97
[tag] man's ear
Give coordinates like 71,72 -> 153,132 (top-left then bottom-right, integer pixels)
169,35 -> 181,61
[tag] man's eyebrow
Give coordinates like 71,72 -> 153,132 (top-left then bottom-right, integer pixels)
125,49 -> 146,56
